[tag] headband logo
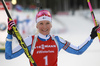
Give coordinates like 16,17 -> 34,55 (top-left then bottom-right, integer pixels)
43,17 -> 46,19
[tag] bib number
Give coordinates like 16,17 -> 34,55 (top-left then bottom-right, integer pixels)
43,56 -> 48,65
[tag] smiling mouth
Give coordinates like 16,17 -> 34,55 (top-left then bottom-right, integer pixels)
42,29 -> 48,32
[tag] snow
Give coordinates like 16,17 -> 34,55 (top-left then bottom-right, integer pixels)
0,9 -> 100,66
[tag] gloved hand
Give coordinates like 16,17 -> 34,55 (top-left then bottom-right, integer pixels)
90,25 -> 99,39
7,18 -> 15,35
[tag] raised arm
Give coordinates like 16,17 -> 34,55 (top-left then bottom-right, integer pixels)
5,18 -> 33,59
56,25 -> 99,55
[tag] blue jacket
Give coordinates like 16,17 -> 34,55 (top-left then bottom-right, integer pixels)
5,33 -> 93,59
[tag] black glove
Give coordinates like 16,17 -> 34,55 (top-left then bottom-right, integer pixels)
90,25 -> 99,39
7,18 -> 15,35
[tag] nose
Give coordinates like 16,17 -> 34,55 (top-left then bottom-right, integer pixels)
43,24 -> 47,28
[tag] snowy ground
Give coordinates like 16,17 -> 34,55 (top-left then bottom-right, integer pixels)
0,10 -> 100,66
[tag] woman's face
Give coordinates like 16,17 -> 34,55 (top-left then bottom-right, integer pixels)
36,20 -> 52,35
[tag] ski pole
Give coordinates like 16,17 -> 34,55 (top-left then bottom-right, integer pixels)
87,0 -> 98,26
1,0 -> 37,65
87,0 -> 100,41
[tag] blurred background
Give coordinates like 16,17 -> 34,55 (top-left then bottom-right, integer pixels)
0,0 -> 100,66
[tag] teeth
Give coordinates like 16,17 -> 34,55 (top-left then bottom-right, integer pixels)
42,29 -> 48,32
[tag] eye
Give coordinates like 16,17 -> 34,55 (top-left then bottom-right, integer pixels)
40,23 -> 43,25
46,22 -> 50,24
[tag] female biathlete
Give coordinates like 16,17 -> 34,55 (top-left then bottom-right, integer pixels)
5,10 -> 99,66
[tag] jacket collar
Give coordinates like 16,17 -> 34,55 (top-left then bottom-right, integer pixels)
38,33 -> 50,41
